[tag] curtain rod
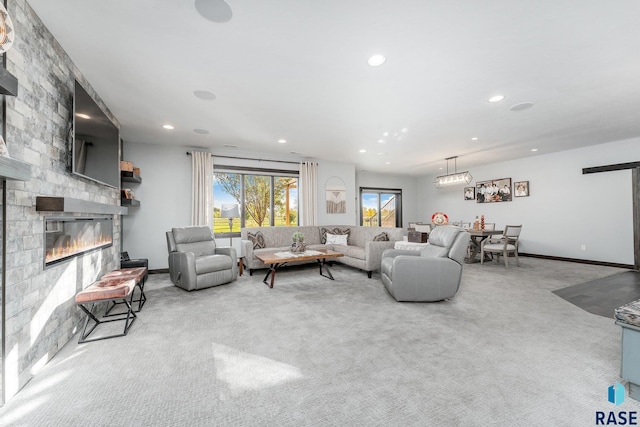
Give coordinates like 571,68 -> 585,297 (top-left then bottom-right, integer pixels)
186,152 -> 300,165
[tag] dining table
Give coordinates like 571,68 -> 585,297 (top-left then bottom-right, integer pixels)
466,228 -> 504,263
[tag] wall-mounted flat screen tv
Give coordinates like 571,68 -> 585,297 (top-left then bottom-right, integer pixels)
72,80 -> 120,188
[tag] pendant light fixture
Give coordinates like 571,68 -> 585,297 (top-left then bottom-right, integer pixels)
433,156 -> 473,188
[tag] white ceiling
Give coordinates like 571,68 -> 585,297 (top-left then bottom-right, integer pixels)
26,0 -> 640,176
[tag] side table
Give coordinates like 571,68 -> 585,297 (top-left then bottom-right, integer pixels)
238,256 -> 244,276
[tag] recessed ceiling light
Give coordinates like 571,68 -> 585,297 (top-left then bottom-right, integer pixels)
278,139 -> 287,144
385,161 -> 391,165
531,148 -> 538,152
471,137 -> 478,141
368,54 -> 386,67
401,128 -> 409,133
359,149 -> 367,153
377,152 -> 385,155
193,90 -> 216,100
383,132 -> 389,137
378,139 -> 385,143
488,95 -> 505,103
193,128 -> 210,134
75,113 -> 90,119
162,124 -> 174,130
195,0 -> 233,23
510,102 -> 534,111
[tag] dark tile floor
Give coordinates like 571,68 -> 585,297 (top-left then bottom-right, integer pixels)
553,270 -> 640,318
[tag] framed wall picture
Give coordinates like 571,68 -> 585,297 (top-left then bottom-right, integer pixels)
121,188 -> 134,199
514,181 -> 530,197
464,187 -> 475,200
476,178 -> 512,203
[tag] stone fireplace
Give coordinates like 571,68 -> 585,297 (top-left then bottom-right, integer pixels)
44,216 -> 113,267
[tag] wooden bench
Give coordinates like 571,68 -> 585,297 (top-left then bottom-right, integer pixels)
75,277 -> 137,343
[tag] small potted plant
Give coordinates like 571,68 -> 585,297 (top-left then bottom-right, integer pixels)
291,231 -> 306,253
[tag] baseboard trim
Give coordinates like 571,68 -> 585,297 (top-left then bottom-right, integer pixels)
520,253 -> 635,270
152,257 -> 635,274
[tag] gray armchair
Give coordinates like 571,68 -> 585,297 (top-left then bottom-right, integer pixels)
380,226 -> 470,302
166,226 -> 238,291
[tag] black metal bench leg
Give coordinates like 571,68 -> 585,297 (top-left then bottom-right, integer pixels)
103,277 -> 147,315
77,299 -> 137,344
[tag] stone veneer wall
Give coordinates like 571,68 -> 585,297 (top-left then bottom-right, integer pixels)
0,1 -> 122,402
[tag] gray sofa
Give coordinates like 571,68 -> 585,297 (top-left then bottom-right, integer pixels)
380,225 -> 470,301
166,226 -> 238,291
240,225 -> 404,278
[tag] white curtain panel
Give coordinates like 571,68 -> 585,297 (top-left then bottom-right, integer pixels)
299,161 -> 318,226
191,151 -> 214,226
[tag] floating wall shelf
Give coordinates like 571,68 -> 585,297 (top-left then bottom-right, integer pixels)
0,156 -> 31,181
0,67 -> 18,97
121,171 -> 142,183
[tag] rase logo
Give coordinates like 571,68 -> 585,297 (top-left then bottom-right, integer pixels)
610,382 -> 626,406
596,382 -> 638,425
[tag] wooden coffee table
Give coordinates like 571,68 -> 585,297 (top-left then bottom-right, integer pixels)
255,249 -> 344,288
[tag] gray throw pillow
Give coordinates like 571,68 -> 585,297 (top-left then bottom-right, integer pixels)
247,231 -> 266,249
373,232 -> 389,241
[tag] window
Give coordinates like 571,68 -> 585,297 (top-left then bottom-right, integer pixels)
214,170 -> 298,235
360,188 -> 402,227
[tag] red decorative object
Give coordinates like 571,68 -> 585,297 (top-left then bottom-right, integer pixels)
432,212 -> 449,225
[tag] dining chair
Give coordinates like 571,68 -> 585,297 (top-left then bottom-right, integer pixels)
465,223 -> 496,259
480,225 -> 523,268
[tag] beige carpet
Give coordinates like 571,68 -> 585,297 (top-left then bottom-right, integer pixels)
1,257 -> 639,426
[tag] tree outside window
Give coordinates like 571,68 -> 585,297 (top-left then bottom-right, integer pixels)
213,172 -> 298,233
360,188 -> 402,227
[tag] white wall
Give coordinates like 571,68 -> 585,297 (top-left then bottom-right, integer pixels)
125,137 -> 639,268
122,143 -> 192,269
122,143 -> 358,268
317,160 -> 357,226
417,137 -> 640,265
356,171 -> 419,229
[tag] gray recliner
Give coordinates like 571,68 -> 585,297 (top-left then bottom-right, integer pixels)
380,225 -> 470,302
166,226 -> 238,291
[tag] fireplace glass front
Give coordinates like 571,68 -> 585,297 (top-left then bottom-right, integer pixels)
44,217 -> 113,267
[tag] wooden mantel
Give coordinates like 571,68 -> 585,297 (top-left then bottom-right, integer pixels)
35,196 -> 128,215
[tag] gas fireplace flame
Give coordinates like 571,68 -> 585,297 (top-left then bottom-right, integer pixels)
45,234 -> 112,264
44,218 -> 114,266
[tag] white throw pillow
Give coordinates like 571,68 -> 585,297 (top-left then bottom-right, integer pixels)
325,233 -> 348,245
